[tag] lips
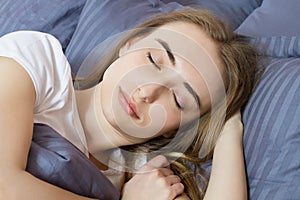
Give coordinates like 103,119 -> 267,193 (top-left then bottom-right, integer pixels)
118,87 -> 139,119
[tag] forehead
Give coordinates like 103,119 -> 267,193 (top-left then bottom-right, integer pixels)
133,22 -> 224,76
142,22 -> 223,66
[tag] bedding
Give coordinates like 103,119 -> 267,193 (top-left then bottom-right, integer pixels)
65,0 -> 184,74
65,0 -> 263,74
161,0 -> 263,29
246,36 -> 300,58
243,57 -> 300,200
0,0 -> 86,50
236,0 -> 300,37
27,124 -> 120,200
237,1 -> 300,199
235,0 -> 300,58
1,0 -> 300,199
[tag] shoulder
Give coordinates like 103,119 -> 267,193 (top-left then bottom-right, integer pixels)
0,31 -> 72,107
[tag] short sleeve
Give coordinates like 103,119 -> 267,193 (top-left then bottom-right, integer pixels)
0,31 -> 88,154
0,31 -> 71,113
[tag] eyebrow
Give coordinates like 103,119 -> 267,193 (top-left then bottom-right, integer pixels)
155,38 -> 176,65
155,39 -> 200,109
183,82 -> 200,109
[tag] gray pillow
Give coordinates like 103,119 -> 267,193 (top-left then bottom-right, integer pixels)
65,0 -> 262,74
236,0 -> 300,59
65,0 -> 184,74
246,36 -> 300,58
236,0 -> 300,37
0,0 -> 86,50
27,124 -> 120,200
243,57 -> 300,199
162,0 -> 262,29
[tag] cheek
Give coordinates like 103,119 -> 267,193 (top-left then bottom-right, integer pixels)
102,59 -> 126,82
160,104 -> 181,132
139,104 -> 180,127
138,103 -> 181,136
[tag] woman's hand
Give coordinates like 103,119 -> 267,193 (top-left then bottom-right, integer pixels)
121,155 -> 184,200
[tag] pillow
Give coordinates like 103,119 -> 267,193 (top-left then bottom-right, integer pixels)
26,124 -> 120,200
246,36 -> 300,58
0,0 -> 86,50
65,0 -> 184,74
242,57 -> 300,199
66,0 -> 262,74
236,0 -> 300,37
162,0 -> 262,29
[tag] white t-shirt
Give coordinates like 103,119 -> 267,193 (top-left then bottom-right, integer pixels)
0,31 -> 88,156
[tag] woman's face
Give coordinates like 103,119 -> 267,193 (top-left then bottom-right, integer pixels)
101,22 -> 226,141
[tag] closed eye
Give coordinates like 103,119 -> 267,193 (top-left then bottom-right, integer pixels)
172,90 -> 183,110
147,52 -> 161,70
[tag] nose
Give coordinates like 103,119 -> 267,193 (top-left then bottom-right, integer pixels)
137,83 -> 166,103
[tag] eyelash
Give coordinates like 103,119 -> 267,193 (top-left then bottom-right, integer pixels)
173,91 -> 183,110
147,52 -> 161,70
147,52 -> 183,110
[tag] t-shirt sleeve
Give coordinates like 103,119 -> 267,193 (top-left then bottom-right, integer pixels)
0,31 -> 72,112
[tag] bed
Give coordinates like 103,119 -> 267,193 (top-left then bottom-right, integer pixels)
1,0 -> 300,199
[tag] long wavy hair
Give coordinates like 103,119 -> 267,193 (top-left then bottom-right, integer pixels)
76,9 -> 259,199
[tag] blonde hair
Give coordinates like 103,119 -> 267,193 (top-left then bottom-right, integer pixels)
76,9 -> 259,199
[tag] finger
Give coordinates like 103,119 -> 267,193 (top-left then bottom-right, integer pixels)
158,167 -> 174,176
139,155 -> 169,173
147,155 -> 169,168
170,182 -> 185,199
137,165 -> 174,176
165,175 -> 181,185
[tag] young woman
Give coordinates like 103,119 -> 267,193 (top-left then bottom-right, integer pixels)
0,9 -> 258,200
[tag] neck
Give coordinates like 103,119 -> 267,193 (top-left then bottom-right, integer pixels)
75,83 -> 117,153
75,83 -> 142,156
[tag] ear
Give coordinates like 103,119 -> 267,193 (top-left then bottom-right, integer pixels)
118,36 -> 142,57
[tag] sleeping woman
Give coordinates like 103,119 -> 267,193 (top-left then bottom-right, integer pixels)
0,9 -> 258,200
